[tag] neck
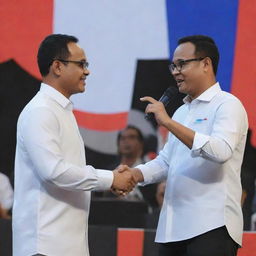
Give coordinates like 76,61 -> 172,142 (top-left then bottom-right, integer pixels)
191,78 -> 216,99
120,155 -> 140,167
42,77 -> 70,99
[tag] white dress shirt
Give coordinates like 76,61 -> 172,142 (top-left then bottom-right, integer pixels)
0,172 -> 14,210
13,83 -> 113,256
137,83 -> 248,245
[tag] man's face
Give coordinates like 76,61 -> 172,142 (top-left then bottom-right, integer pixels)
118,128 -> 143,158
171,42 -> 205,99
58,42 -> 90,98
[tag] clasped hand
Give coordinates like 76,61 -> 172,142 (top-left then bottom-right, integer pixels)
111,165 -> 140,196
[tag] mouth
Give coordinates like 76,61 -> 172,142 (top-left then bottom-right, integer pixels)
81,77 -> 86,85
176,79 -> 184,87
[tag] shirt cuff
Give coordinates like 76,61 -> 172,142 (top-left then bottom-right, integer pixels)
135,163 -> 157,186
191,132 -> 210,157
95,169 -> 114,190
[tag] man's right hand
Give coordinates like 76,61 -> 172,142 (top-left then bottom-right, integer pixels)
111,165 -> 136,193
111,166 -> 144,196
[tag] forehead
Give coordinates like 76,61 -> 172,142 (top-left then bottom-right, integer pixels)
67,42 -> 86,59
121,128 -> 139,136
172,42 -> 196,61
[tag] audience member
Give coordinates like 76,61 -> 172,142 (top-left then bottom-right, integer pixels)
0,172 -> 13,218
99,125 -> 157,207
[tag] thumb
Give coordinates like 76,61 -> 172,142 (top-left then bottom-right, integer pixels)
116,164 -> 129,173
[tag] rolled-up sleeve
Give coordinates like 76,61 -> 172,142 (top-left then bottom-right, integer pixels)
191,99 -> 248,163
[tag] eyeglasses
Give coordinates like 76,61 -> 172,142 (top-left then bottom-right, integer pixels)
169,57 -> 205,73
56,59 -> 89,69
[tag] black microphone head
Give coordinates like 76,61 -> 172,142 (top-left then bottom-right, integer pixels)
163,86 -> 179,96
159,86 -> 179,106
145,86 -> 179,123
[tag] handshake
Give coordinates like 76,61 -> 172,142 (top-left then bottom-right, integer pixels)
111,165 -> 144,196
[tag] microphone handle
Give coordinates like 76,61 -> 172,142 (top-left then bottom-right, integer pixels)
145,112 -> 155,121
145,112 -> 158,127
144,94 -> 170,121
144,86 -> 178,123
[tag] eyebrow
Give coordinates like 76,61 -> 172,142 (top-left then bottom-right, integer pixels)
171,59 -> 185,63
173,58 -> 195,62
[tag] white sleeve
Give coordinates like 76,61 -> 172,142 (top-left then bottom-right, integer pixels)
21,107 -> 113,191
136,137 -> 170,185
191,99 -> 248,163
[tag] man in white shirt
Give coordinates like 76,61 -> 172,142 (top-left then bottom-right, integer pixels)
122,35 -> 248,256
13,34 -> 135,256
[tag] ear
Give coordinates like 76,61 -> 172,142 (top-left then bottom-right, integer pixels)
203,57 -> 212,72
51,60 -> 62,76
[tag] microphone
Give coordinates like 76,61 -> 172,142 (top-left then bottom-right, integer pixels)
145,86 -> 179,122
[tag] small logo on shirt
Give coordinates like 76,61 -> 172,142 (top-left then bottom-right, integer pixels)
194,118 -> 207,124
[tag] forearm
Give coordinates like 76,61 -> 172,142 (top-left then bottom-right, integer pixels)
163,118 -> 232,163
33,156 -> 113,191
163,117 -> 195,149
136,156 -> 169,185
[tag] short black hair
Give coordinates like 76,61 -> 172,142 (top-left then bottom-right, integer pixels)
178,35 -> 219,75
37,34 -> 78,76
117,125 -> 144,144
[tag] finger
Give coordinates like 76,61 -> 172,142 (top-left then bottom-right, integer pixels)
128,176 -> 137,187
131,178 -> 137,187
128,173 -> 137,186
111,188 -> 125,196
117,164 -> 129,173
118,190 -> 127,196
140,96 -> 158,104
126,185 -> 134,193
126,182 -> 135,191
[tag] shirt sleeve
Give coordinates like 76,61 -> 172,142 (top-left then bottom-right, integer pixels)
20,107 -> 113,191
191,99 -> 248,163
136,136 -> 170,185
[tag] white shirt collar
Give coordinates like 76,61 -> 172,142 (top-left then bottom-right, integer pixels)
40,83 -> 73,110
183,82 -> 221,104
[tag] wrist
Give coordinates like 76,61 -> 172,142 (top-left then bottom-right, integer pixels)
133,168 -> 144,183
111,170 -> 117,189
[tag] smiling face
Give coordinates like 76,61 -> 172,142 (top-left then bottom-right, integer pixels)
56,42 -> 90,98
171,42 -> 208,99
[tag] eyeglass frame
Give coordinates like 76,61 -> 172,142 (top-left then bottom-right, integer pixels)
169,57 -> 205,73
54,59 -> 89,69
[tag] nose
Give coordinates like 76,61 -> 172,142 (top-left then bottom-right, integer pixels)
84,68 -> 90,76
171,67 -> 180,76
